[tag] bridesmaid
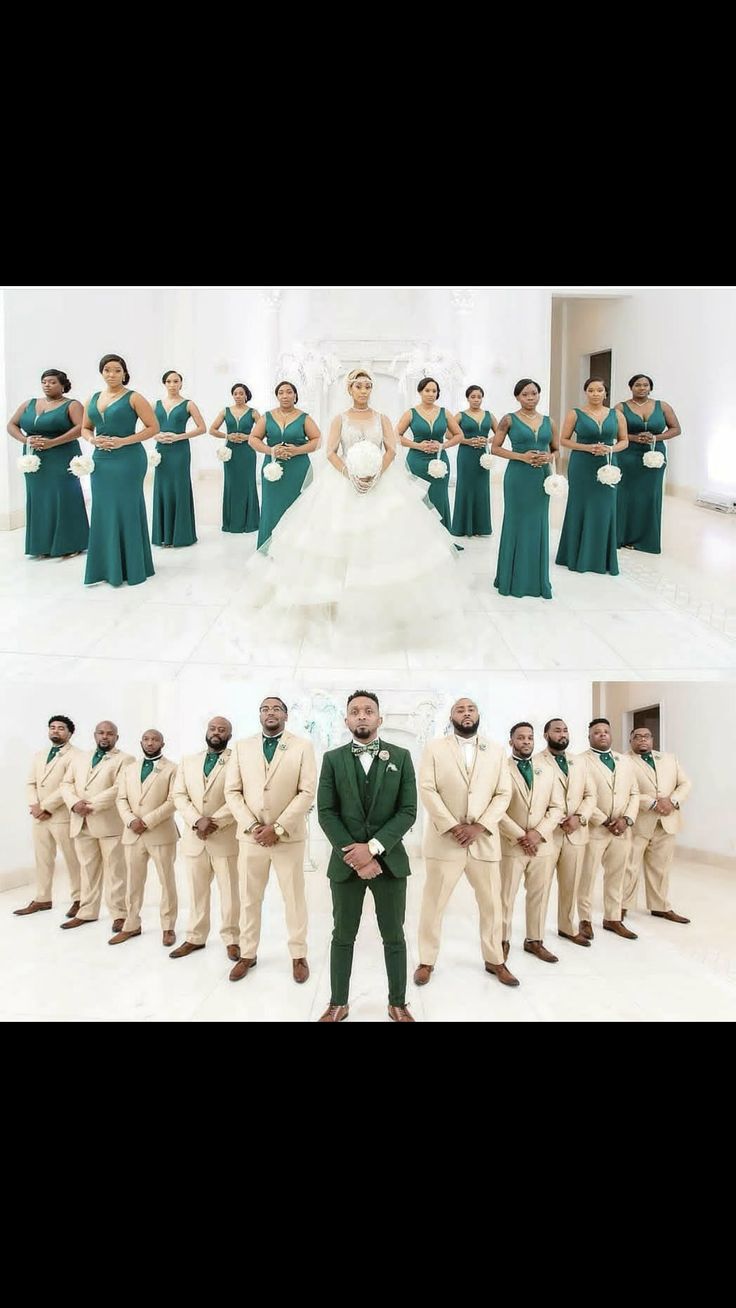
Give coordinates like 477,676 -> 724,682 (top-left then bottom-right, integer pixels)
615,373 -> 681,554
555,377 -> 629,577
152,369 -> 204,548
82,354 -> 158,587
249,380 -> 321,548
209,383 -> 260,534
397,377 -> 463,531
451,383 -> 496,537
7,368 -> 89,559
492,379 -> 557,599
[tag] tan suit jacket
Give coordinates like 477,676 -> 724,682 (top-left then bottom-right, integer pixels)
420,735 -> 512,862
117,757 -> 179,846
626,750 -> 691,838
582,750 -> 639,835
224,731 -> 317,842
499,757 -> 564,856
535,749 -> 596,847
173,749 -> 238,857
61,748 -> 135,838
27,743 -> 85,824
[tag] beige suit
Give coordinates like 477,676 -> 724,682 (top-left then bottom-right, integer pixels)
418,735 -> 512,967
116,757 -> 179,933
225,731 -> 317,959
173,749 -> 239,947
577,750 -> 639,922
499,758 -> 564,942
61,747 -> 134,920
622,750 -> 692,912
26,742 -> 84,903
535,749 -> 596,937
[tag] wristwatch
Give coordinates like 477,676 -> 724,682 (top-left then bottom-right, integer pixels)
624,816 -> 634,827
574,814 -> 587,826
274,823 -> 286,838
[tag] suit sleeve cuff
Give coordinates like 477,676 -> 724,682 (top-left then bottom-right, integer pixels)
368,838 -> 385,856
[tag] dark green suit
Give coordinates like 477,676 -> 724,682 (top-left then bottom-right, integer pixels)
318,740 -> 417,1006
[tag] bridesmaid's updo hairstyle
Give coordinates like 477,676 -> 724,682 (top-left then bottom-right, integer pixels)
231,382 -> 253,401
99,354 -> 130,384
274,380 -> 298,403
465,384 -> 484,398
513,378 -> 541,397
628,373 -> 654,389
417,377 -> 440,398
346,368 -> 374,394
41,368 -> 72,393
583,377 -> 607,392
162,370 -> 183,384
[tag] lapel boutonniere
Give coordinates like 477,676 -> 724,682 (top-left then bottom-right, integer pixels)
478,742 -> 487,752
378,749 -> 390,761
278,742 -> 287,752
534,768 -> 542,776
218,756 -> 226,766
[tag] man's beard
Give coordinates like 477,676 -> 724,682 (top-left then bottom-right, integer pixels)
453,720 -> 478,739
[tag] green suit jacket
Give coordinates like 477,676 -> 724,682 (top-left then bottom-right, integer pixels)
317,740 -> 417,881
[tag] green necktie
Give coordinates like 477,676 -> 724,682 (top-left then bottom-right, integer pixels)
203,751 -> 220,777
516,758 -> 533,787
555,754 -> 569,776
598,751 -> 615,772
46,746 -> 61,764
352,740 -> 380,757
263,735 -> 281,764
91,748 -> 106,768
641,751 -> 656,770
141,759 -> 154,783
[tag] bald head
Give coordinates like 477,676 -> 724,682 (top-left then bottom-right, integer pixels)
141,728 -> 164,758
94,721 -> 119,751
450,697 -> 479,738
205,717 -> 232,751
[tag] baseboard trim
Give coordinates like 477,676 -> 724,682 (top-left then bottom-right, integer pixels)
676,846 -> 736,872
0,867 -> 34,893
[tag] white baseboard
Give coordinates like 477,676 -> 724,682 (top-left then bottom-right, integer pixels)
0,867 -> 34,893
675,846 -> 736,872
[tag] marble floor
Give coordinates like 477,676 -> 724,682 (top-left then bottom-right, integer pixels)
1,852 -> 733,1022
0,475 -> 734,682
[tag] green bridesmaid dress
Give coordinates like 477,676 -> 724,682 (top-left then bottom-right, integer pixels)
152,399 -> 197,547
19,399 -> 89,557
257,411 -> 313,547
494,413 -> 552,599
555,408 -> 620,576
84,392 -> 154,587
405,407 -> 451,529
222,407 -> 259,533
616,400 -> 667,554
451,410 -> 493,537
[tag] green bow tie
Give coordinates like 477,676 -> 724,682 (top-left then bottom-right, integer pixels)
597,751 -> 615,771
91,748 -> 106,768
46,746 -> 61,764
641,751 -> 656,769
203,751 -> 221,777
555,754 -> 569,776
141,759 -> 155,782
352,740 -> 380,756
516,758 -> 533,786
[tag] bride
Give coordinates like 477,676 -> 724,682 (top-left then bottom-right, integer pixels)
245,368 -> 469,642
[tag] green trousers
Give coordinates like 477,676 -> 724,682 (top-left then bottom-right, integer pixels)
330,872 -> 407,1006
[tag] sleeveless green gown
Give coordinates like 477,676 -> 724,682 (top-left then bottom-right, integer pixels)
84,392 -> 154,587
555,408 -> 620,576
19,398 -> 89,556
152,399 -> 197,547
257,411 -> 313,547
222,407 -> 259,533
616,400 -> 667,553
405,407 -> 451,529
494,413 -> 552,599
451,410 -> 493,537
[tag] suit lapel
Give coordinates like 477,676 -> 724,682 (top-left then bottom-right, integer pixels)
450,735 -> 469,782
366,740 -> 389,821
204,749 -> 229,793
265,730 -> 290,783
139,763 -> 159,800
41,743 -> 68,782
339,744 -> 364,814
544,749 -> 569,796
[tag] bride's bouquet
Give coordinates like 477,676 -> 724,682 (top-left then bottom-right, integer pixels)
597,450 -> 622,486
346,440 -> 382,493
17,452 -> 41,473
643,436 -> 665,469
68,454 -> 95,477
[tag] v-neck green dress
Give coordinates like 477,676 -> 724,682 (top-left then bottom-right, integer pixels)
616,400 -> 667,553
152,399 -> 197,547
84,391 -> 154,587
222,407 -> 259,533
555,408 -> 620,576
18,398 -> 89,556
405,407 -> 451,529
494,413 -> 552,598
451,410 -> 493,537
257,411 -> 313,547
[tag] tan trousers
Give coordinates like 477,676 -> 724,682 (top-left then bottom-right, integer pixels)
622,827 -> 675,913
553,832 -> 585,936
123,841 -> 178,933
238,840 -> 308,959
75,831 -> 127,921
184,849 -> 239,946
32,821 -> 81,903
500,851 -> 556,941
578,830 -> 630,922
419,855 -> 504,966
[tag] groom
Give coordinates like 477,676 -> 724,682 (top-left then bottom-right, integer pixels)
317,691 -> 417,1023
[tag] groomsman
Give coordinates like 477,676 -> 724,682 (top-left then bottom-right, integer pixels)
622,726 -> 692,923
15,715 -> 83,918
59,721 -> 134,931
578,719 -> 639,940
415,697 -> 518,987
170,716 -> 240,961
225,697 -> 316,982
317,691 -> 417,1022
110,729 -> 179,946
499,723 -> 564,963
536,719 -> 596,948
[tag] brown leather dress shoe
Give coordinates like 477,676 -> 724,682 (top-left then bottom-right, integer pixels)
292,957 -> 309,983
169,941 -> 205,958
502,939 -> 510,961
524,939 -> 559,963
559,930 -> 591,947
66,901 -> 80,919
319,1004 -> 349,1022
602,919 -> 638,939
388,1004 -> 415,1022
112,918 -> 125,933
579,919 -> 594,940
226,944 -> 241,962
13,900 -> 52,916
60,916 -> 95,929
108,928 -> 141,945
229,957 -> 257,981
413,963 -> 434,986
485,961 -> 520,987
162,930 -> 176,947
651,909 -> 690,924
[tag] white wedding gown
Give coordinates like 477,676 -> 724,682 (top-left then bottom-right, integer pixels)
245,412 -> 469,646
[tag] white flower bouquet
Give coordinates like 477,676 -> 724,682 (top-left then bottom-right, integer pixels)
68,453 -> 95,477
18,453 -> 41,473
346,440 -> 382,478
147,449 -> 162,468
544,473 -> 568,498
479,449 -> 494,470
217,445 -> 232,462
643,438 -> 665,469
264,460 -> 284,482
597,452 -> 622,486
428,458 -> 448,479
